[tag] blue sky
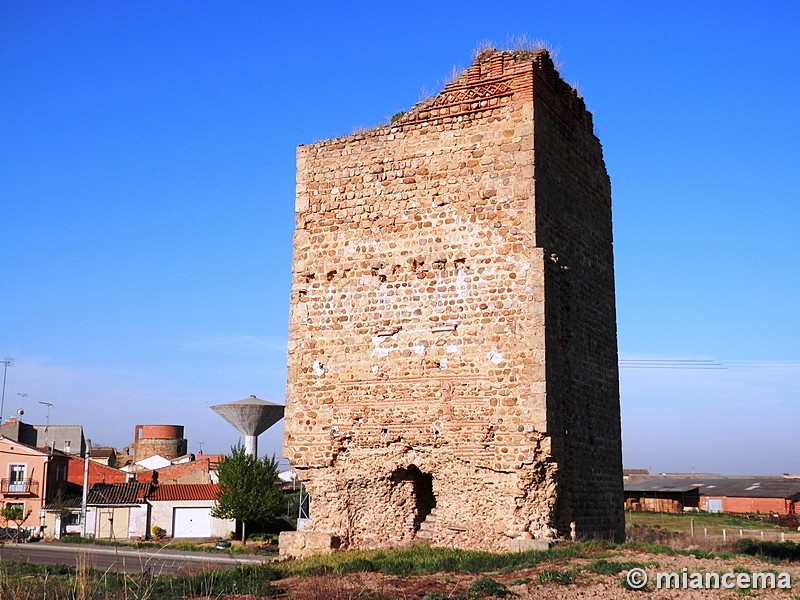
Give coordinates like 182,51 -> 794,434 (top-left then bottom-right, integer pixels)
2,1 -> 798,474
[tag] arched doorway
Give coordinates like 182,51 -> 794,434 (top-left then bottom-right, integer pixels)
390,465 -> 436,532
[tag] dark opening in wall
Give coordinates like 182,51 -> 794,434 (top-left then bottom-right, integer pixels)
391,464 -> 436,531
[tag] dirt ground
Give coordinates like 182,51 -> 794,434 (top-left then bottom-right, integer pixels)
267,548 -> 800,599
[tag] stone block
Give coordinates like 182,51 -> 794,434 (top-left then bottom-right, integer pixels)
507,538 -> 554,552
279,531 -> 340,558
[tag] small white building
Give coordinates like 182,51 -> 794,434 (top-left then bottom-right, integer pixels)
148,484 -> 233,539
121,453 -> 194,472
83,482 -> 151,540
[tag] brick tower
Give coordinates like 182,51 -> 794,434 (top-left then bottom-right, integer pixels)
282,49 -> 623,555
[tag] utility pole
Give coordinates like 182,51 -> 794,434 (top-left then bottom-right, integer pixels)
0,358 -> 13,424
80,439 -> 92,538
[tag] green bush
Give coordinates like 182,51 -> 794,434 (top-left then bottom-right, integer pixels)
734,539 -> 800,561
468,576 -> 510,598
536,568 -> 575,584
0,560 -> 282,599
585,559 -> 649,575
281,543 -> 600,578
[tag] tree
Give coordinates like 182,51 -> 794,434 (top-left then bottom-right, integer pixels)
0,504 -> 32,543
212,444 -> 284,544
47,489 -> 76,539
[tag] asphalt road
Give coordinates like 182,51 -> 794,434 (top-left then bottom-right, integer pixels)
0,542 -> 272,574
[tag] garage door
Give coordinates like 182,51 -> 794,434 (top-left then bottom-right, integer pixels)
172,507 -> 212,538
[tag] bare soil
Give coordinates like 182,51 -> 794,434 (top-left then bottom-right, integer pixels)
264,548 -> 800,599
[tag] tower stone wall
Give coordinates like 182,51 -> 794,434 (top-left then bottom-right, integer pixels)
132,424 -> 187,463
283,49 -> 623,554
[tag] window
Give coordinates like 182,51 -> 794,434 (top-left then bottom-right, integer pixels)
64,440 -> 71,453
8,465 -> 25,493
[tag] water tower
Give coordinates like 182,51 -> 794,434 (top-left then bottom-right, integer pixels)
211,395 -> 284,457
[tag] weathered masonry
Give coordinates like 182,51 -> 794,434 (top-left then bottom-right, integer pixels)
282,49 -> 623,555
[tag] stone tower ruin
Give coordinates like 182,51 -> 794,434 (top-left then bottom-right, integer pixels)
283,49 -> 623,555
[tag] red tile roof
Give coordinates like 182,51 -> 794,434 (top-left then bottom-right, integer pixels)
148,483 -> 220,502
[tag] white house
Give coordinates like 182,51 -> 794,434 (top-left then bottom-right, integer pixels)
83,482 -> 151,540
148,484 -> 233,539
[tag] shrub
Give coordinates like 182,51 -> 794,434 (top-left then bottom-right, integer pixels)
585,559 -> 649,575
536,568 -> 575,584
734,539 -> 800,561
468,576 -> 510,598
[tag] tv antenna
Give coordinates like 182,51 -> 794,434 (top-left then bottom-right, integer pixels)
17,392 -> 27,416
39,401 -> 54,447
0,358 -> 13,424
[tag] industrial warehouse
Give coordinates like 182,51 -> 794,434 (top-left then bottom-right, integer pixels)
624,471 -> 800,516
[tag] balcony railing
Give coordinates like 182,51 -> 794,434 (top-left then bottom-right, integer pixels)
1,479 -> 39,496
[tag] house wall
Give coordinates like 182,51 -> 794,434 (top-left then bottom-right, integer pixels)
0,420 -> 38,446
42,509 -> 82,539
155,458 -> 216,484
32,426 -> 85,456
149,500 -> 234,538
66,455 -> 129,487
89,505 -> 148,539
92,506 -> 130,539
0,439 -> 49,529
284,49 -> 623,553
701,496 -> 794,515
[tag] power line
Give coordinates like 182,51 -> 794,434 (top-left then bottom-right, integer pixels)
619,359 -> 725,370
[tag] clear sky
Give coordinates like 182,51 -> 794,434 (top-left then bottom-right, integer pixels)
2,1 -> 798,474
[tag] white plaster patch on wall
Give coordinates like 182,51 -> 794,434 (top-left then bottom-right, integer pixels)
487,350 -> 504,364
439,358 -> 448,370
456,267 -> 467,299
412,344 -> 425,355
446,344 -> 459,354
377,280 -> 388,304
312,360 -> 325,376
371,365 -> 379,374
371,334 -> 399,358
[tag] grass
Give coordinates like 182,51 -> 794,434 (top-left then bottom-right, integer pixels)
626,511 -> 781,535
7,534 -> 800,598
58,535 -> 264,555
734,539 -> 800,561
0,560 -> 282,600
536,568 -> 576,585
467,576 -> 510,597
584,558 -> 652,575
279,541 -> 607,577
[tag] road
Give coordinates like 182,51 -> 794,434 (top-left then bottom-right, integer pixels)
0,542 -> 273,574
